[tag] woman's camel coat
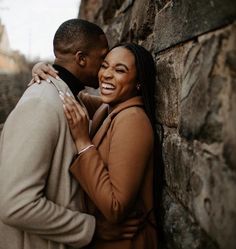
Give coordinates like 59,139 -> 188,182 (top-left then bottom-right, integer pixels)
70,96 -> 158,249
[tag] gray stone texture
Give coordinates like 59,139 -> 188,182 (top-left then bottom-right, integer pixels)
162,189 -> 219,249
79,1 -> 236,248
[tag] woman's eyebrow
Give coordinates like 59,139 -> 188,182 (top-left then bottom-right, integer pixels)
115,63 -> 129,71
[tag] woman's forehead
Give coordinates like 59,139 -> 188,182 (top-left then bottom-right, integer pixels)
105,46 -> 135,64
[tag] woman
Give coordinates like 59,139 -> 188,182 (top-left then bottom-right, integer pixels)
33,43 -> 158,249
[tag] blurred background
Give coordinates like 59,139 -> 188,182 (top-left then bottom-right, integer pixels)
0,0 -> 80,60
0,0 -> 80,125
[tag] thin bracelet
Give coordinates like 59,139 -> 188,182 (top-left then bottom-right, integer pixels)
78,144 -> 95,156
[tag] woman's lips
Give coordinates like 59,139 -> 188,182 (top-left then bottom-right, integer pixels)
100,82 -> 115,95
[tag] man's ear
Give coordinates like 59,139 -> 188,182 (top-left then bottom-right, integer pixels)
75,51 -> 86,67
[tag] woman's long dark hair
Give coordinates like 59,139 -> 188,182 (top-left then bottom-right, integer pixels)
113,43 -> 164,234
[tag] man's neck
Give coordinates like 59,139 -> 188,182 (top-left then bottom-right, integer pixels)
53,64 -> 84,97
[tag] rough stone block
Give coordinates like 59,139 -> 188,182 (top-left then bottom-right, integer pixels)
162,129 -> 193,207
222,78 -> 236,170
155,57 -> 180,127
129,0 -> 156,41
153,0 -> 236,52
190,141 -> 236,249
162,189 -> 219,249
179,25 -> 235,143
163,130 -> 236,248
79,0 -> 103,23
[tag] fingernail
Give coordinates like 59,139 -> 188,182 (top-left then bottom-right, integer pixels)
66,92 -> 71,97
56,76 -> 60,80
59,93 -> 65,99
37,80 -> 40,83
46,78 -> 51,83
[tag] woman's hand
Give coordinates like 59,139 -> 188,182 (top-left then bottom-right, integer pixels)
29,62 -> 59,86
59,92 -> 91,152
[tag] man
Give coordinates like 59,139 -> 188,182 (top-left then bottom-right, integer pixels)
0,19 -> 108,249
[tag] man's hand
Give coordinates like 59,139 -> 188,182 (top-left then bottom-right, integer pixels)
95,216 -> 144,241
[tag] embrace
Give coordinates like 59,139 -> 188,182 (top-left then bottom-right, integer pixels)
0,19 -> 159,249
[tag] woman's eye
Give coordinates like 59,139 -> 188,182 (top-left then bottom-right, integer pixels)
100,64 -> 107,69
116,69 -> 125,73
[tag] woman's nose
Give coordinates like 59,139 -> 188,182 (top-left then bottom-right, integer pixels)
102,68 -> 113,79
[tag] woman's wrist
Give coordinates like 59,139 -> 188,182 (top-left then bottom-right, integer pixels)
77,144 -> 95,156
75,140 -> 92,153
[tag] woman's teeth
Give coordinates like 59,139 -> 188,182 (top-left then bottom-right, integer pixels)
101,83 -> 115,89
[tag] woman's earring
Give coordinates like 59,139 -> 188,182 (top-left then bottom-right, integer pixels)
136,84 -> 141,91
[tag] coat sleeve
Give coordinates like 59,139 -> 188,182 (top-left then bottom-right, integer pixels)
70,109 -> 154,223
0,97 -> 95,248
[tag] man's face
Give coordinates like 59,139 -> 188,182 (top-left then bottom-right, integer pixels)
83,35 -> 108,88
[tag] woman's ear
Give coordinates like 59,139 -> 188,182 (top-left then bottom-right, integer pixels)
75,51 -> 86,67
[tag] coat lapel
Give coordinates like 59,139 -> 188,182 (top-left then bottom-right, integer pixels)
90,103 -> 109,138
92,96 -> 144,147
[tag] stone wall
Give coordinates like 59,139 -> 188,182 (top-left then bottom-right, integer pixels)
79,1 -> 236,248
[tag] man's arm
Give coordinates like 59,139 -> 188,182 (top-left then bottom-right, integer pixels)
0,96 -> 95,248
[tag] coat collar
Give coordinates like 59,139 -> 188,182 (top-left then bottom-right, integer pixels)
47,75 -> 74,97
92,96 -> 144,147
52,64 -> 84,98
108,96 -> 144,117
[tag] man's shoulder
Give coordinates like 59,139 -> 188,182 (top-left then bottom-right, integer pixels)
20,81 -> 62,106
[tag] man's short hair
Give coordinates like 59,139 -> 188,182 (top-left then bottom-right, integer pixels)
53,19 -> 105,56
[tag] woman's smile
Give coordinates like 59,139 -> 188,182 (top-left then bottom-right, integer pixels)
100,82 -> 116,95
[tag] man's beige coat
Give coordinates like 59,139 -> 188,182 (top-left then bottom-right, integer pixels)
0,77 -> 95,249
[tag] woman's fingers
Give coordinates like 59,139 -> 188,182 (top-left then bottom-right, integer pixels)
32,62 -> 59,82
60,92 -> 86,125
34,74 -> 41,83
28,78 -> 35,86
35,70 -> 51,82
28,74 -> 42,86
61,96 -> 77,124
48,64 -> 59,79
64,93 -> 86,118
63,104 -> 73,123
42,63 -> 59,79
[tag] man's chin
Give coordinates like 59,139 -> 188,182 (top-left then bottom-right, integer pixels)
87,81 -> 99,89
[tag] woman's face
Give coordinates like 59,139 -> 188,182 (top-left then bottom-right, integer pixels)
98,46 -> 138,106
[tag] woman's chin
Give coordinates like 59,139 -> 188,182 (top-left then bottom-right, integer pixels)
101,95 -> 112,105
